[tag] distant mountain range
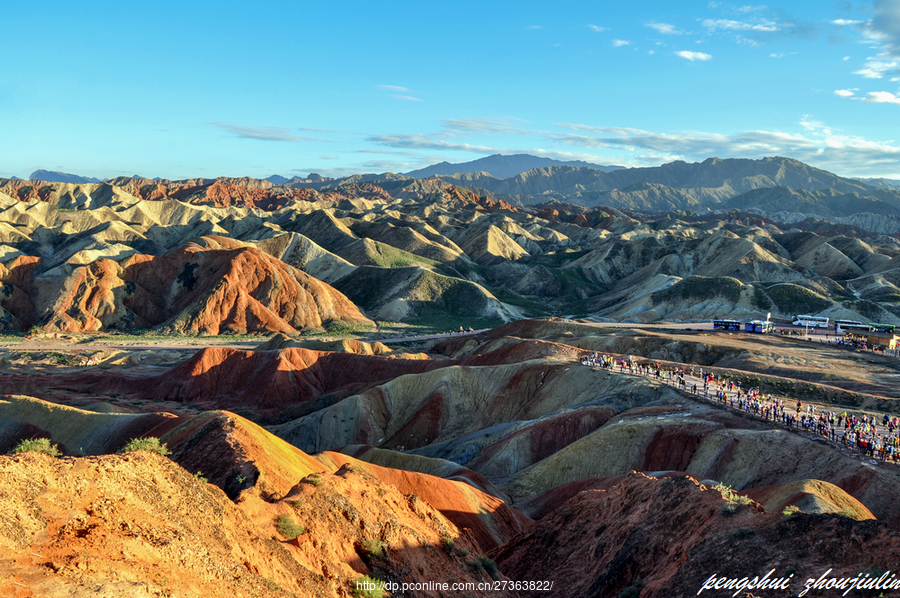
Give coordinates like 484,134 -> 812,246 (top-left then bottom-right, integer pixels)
29,170 -> 101,184
856,177 -> 900,191
13,156 -> 900,228
405,153 -> 624,179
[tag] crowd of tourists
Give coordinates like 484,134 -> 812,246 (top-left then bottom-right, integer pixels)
579,353 -> 900,463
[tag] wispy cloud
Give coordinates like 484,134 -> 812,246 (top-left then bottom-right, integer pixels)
831,19 -> 863,26
702,18 -> 780,32
675,50 -> 712,61
646,22 -> 683,35
588,24 -> 608,32
612,39 -> 631,47
834,89 -> 856,97
552,121 -> 900,176
374,85 -> 409,92
369,134 -> 498,153
442,118 -> 529,134
525,25 -> 543,30
211,123 -> 315,142
853,54 -> 900,78
859,90 -> 900,104
392,95 -> 423,102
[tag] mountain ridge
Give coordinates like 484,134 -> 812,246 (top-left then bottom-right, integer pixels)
405,153 -> 624,179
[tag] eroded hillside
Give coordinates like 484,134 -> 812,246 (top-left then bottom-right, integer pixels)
1,174 -> 899,334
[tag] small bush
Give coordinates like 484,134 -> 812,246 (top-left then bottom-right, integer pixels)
713,483 -> 753,506
732,527 -> 755,539
118,437 -> 171,456
720,502 -> 740,517
275,514 -> 306,540
8,437 -> 61,457
440,535 -> 456,553
782,505 -> 801,518
193,471 -> 208,483
359,539 -> 384,561
472,556 -> 498,579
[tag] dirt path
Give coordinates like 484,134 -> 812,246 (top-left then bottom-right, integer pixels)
584,358 -> 898,470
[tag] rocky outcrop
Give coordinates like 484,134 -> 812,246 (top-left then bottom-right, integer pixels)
494,472 -> 900,598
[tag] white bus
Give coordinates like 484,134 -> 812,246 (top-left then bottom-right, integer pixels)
792,315 -> 830,328
833,319 -> 870,333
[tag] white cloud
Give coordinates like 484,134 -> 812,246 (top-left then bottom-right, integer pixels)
832,19 -> 863,26
844,56 -> 850,61
612,39 -> 631,47
675,50 -> 713,61
552,121 -> 900,177
369,134 -> 498,153
375,85 -> 409,92
859,90 -> 900,104
647,22 -> 682,34
588,24 -> 608,32
442,118 -> 528,134
392,95 -> 423,102
854,54 -> 900,78
834,89 -> 856,97
702,18 -> 780,32
211,123 -> 315,142
800,116 -> 822,131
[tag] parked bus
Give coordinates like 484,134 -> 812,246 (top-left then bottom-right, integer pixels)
713,319 -> 741,331
870,323 -> 897,334
744,320 -> 775,334
792,315 -> 830,328
834,319 -> 871,333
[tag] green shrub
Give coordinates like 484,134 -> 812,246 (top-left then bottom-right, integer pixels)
118,437 -> 171,456
752,286 -> 773,310
713,483 -> 753,506
326,321 -> 365,336
782,505 -> 801,518
359,539 -> 384,561
8,437 -> 61,457
275,514 -> 306,540
651,276 -> 743,305
193,471 -> 208,483
472,556 -> 498,579
303,474 -> 322,487
766,283 -> 831,315
720,502 -> 740,517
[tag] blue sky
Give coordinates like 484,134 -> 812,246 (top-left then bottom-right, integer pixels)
2,0 -> 900,180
